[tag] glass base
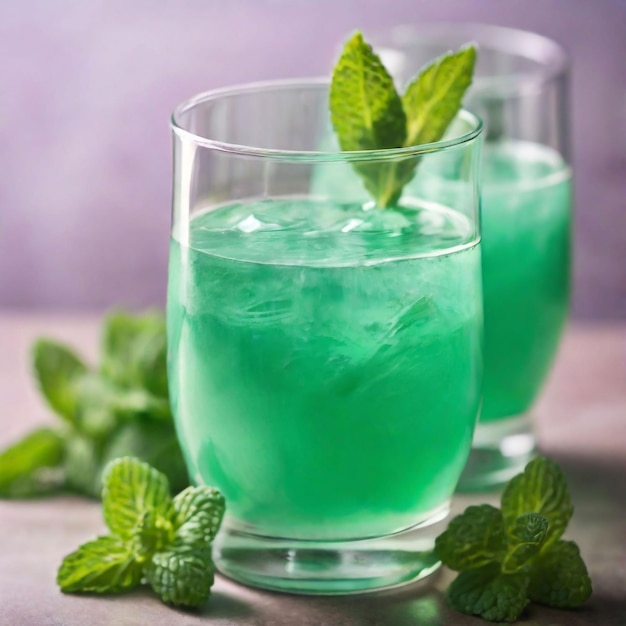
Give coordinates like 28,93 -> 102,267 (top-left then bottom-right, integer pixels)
213,507 -> 449,595
457,414 -> 536,492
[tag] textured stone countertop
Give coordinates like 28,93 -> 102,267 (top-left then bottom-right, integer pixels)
1,314 -> 625,626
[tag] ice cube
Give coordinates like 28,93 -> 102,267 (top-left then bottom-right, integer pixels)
236,214 -> 281,233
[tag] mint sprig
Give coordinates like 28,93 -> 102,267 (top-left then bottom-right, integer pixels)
0,311 -> 188,500
57,457 -> 225,609
436,456 -> 592,622
330,31 -> 476,208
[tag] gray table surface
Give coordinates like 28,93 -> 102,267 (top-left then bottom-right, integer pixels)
1,314 -> 625,626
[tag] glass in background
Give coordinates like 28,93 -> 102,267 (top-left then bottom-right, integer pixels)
371,23 -> 571,489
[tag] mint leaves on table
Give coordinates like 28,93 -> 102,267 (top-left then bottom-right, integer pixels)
0,428 -> 65,497
0,311 -> 188,499
436,457 -> 592,622
58,457 -> 225,608
330,31 -> 476,208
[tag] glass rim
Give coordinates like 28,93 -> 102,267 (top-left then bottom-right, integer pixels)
373,22 -> 569,96
170,78 -> 483,162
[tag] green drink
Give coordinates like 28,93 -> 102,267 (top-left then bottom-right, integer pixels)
168,198 -> 482,541
481,141 -> 571,422
370,23 -> 572,487
169,76 -> 482,592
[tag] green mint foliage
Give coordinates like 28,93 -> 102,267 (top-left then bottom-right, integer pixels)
390,45 -> 477,197
57,535 -> 143,594
102,421 -> 189,495
101,311 -> 169,399
528,541 -> 592,608
438,456 -> 591,622
501,456 -> 573,549
173,486 -> 226,549
330,31 -> 407,208
403,46 -> 477,147
58,457 -> 224,610
102,457 -> 173,543
145,547 -> 215,608
448,563 -> 530,624
501,513 -> 548,574
72,375 -> 121,439
131,509 -> 176,557
0,427 -> 65,497
33,339 -> 88,422
330,31 -> 476,208
435,504 -> 505,571
63,433 -> 103,498
330,32 -> 406,152
0,310 -> 188,501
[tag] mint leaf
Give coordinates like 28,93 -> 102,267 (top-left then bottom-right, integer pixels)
403,45 -> 477,147
389,45 -> 476,195
102,457 -> 173,541
130,509 -> 175,557
435,504 -> 505,571
330,33 -> 476,208
330,31 -> 406,151
107,388 -> 171,423
502,512 -> 548,573
145,546 -> 215,608
330,31 -> 407,207
74,376 -> 171,441
501,456 -> 573,549
101,311 -> 169,399
143,484 -> 225,606
72,374 -> 120,439
57,535 -> 142,593
448,563 -> 530,623
102,421 -> 189,495
32,339 -> 88,422
63,433 -> 103,498
0,428 -> 65,497
173,486 -> 226,549
528,540 -> 592,608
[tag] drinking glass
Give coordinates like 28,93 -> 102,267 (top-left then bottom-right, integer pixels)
371,24 -> 571,489
168,80 -> 483,593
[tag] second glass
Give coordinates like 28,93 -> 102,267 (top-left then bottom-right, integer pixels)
372,23 -> 572,489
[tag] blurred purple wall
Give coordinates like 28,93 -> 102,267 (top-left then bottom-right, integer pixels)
1,0 -> 625,318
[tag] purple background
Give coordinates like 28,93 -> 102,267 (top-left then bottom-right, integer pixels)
1,0 -> 625,318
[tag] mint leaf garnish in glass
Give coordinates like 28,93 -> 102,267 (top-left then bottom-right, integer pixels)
57,457 -> 225,609
436,456 -> 592,622
330,31 -> 476,208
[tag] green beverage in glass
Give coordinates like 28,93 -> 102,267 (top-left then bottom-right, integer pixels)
168,197 -> 481,542
372,24 -> 571,488
168,72 -> 483,593
480,141 -> 570,422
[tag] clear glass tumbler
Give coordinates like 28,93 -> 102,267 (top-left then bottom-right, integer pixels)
168,80 -> 483,593
371,24 -> 571,490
